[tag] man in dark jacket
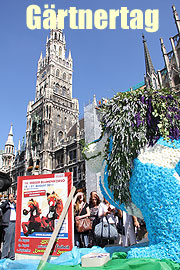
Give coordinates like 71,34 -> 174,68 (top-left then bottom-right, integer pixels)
0,194 -> 16,260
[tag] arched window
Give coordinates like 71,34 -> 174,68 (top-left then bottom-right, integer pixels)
54,83 -> 60,94
56,69 -> 60,77
63,72 -> 66,81
49,106 -> 51,119
39,88 -> 42,97
32,122 -> 37,133
46,105 -> 48,118
36,159 -> 40,166
62,86 -> 66,96
55,32 -> 57,39
54,45 -> 56,52
29,158 -> 33,167
59,131 -> 63,141
59,47 -> 62,57
152,78 -> 157,90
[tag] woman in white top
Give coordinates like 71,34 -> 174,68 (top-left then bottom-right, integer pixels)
98,198 -> 116,224
98,198 -> 116,247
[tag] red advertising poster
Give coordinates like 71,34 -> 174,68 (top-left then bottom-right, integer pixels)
15,173 -> 73,256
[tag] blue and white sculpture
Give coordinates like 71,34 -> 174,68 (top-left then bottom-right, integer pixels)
84,89 -> 180,262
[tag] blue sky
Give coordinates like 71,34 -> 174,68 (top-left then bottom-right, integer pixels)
0,0 -> 180,150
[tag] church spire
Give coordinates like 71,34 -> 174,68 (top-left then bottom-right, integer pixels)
142,34 -> 160,90
5,124 -> 14,147
37,51 -> 43,74
142,34 -> 155,76
68,49 -> 72,60
18,139 -> 21,153
172,5 -> 180,35
39,51 -> 42,60
160,37 -> 175,89
2,124 -> 15,170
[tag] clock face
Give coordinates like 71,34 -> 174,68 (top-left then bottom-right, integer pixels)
41,71 -> 46,79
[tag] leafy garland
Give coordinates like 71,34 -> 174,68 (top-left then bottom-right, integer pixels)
82,136 -> 103,160
98,88 -> 180,205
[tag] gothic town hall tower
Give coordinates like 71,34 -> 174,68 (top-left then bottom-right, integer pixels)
26,29 -> 79,175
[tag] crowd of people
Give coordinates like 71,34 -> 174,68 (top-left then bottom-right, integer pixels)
0,189 -> 148,259
73,189 -> 148,248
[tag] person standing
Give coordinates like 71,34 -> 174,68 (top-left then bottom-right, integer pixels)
114,209 -> 125,246
121,211 -> 139,247
74,190 -> 90,248
0,195 -> 3,257
0,194 -> 16,260
88,192 -> 101,247
136,217 -> 148,242
98,198 -> 116,247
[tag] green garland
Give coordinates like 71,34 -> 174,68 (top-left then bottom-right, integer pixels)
82,135 -> 103,161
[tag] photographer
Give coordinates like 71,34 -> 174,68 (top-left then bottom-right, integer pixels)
0,194 -> 16,260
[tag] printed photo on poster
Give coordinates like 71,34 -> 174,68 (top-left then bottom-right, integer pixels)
21,176 -> 67,238
15,173 -> 73,256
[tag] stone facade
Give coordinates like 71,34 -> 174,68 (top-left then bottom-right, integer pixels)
53,118 -> 85,189
143,5 -> 180,95
84,96 -> 102,202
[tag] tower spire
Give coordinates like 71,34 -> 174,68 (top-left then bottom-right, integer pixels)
160,37 -> 175,89
18,139 -> 21,153
39,51 -> 42,60
21,136 -> 25,151
5,124 -> 14,147
2,124 -> 15,170
142,34 -> 155,76
68,49 -> 72,60
172,5 -> 180,35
